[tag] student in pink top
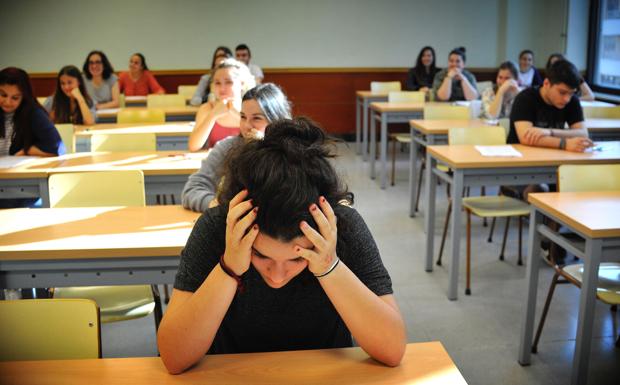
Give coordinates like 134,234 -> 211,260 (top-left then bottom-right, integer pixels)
118,53 -> 165,96
188,58 -> 255,151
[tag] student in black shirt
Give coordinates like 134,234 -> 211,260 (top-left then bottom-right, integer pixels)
158,118 -> 406,374
509,59 -> 592,152
405,46 -> 440,95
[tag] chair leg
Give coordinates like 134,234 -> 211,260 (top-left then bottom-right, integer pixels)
518,216 -> 523,266
163,284 -> 170,304
156,195 -> 161,205
488,217 -> 497,242
499,217 -> 510,261
481,186 -> 487,227
170,194 -> 176,205
390,137 -> 396,186
151,285 -> 163,332
532,273 -> 560,353
465,210 -> 472,295
437,200 -> 452,266
414,158 -> 425,212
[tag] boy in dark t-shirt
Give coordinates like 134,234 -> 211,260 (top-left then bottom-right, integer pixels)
508,59 -> 592,152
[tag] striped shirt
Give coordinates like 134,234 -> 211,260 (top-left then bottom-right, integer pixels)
0,113 -> 14,156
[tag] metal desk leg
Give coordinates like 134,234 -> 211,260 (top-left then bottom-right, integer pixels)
380,112 -> 388,189
356,96 -> 361,155
424,152 -> 437,272
447,169 -> 464,300
518,209 -> 544,365
370,111 -> 377,180
39,178 -> 50,208
571,238 -> 602,385
362,99 -> 370,161
408,126 -> 418,217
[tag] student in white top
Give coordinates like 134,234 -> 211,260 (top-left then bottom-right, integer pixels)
235,44 -> 264,84
517,50 -> 543,88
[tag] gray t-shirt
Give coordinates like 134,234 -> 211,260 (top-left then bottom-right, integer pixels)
84,74 -> 118,105
0,112 -> 15,156
174,203 -> 393,354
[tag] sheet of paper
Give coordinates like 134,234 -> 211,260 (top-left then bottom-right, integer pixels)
474,145 -> 523,157
0,156 -> 40,169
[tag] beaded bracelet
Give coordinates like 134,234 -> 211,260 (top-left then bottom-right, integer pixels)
219,255 -> 244,293
314,258 -> 340,278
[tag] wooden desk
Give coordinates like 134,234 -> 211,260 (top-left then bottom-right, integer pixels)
580,100 -> 616,107
124,95 -> 147,106
356,91 -> 389,160
424,142 -> 620,300
0,342 -> 468,385
0,205 -> 199,289
586,118 -> 620,140
408,119 -> 492,216
74,122 -> 194,152
96,106 -> 199,123
0,151 -> 207,207
518,192 -> 620,385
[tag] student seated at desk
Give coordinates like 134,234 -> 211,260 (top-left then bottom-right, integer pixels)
188,59 -> 255,152
432,47 -> 478,101
82,50 -> 120,110
405,46 -> 440,96
158,118 -> 407,374
517,49 -> 543,88
235,44 -> 264,84
481,61 -> 521,120
43,65 -> 95,125
190,46 -> 233,106
118,53 -> 165,96
546,53 -> 594,101
182,83 -> 291,212
0,67 -> 64,208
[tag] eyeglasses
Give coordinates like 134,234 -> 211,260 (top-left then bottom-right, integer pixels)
88,60 -> 103,65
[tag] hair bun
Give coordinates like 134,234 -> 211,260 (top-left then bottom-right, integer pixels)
456,46 -> 466,53
263,117 -> 332,161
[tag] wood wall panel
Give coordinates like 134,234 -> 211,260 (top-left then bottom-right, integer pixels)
30,68 -> 498,136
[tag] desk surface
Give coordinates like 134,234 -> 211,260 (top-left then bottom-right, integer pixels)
356,90 -> 390,98
0,342 -> 468,385
410,119 -> 491,135
528,191 -> 620,238
370,102 -> 428,113
585,118 -> 620,130
427,141 -> 620,168
97,106 -> 199,118
0,205 -> 199,261
75,122 -> 194,137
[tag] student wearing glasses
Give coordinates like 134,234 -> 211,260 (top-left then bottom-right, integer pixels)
82,50 -> 120,110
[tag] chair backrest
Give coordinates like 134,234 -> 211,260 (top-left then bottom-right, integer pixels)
146,94 -> 185,108
370,81 -> 401,93
91,133 -> 157,152
448,126 -> 507,145
582,106 -> 620,119
388,91 -> 425,103
117,108 -> 165,124
177,85 -> 197,99
476,81 -> 494,95
55,124 -> 74,154
49,170 -> 146,208
424,105 -> 471,120
0,299 -> 101,361
558,164 -> 620,192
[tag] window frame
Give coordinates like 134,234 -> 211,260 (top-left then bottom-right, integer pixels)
587,0 -> 620,96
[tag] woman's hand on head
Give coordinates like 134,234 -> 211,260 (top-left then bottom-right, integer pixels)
70,87 -> 84,101
223,190 -> 259,275
296,197 -> 339,276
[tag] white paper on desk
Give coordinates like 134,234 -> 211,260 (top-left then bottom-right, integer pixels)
96,108 -> 120,115
474,145 -> 523,157
0,156 -> 40,168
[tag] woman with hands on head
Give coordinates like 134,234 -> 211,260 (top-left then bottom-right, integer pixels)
182,83 -> 291,212
481,61 -> 521,120
158,117 -> 407,374
432,47 -> 479,101
44,65 -> 95,125
188,58 -> 255,152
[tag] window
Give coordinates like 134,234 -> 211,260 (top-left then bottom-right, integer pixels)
589,0 -> 620,93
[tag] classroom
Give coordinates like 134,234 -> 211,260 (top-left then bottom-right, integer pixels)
0,0 -> 619,384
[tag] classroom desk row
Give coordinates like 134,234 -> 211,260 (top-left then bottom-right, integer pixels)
0,342 -> 468,385
0,151 -> 207,207
96,106 -> 199,123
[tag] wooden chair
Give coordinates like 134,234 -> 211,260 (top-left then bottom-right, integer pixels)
91,133 -> 157,152
437,126 -> 530,295
55,124 -> 74,154
476,81 -> 494,96
48,170 -> 163,335
532,164 -> 620,352
117,108 -> 165,124
582,105 -> 620,119
177,85 -> 197,100
0,299 -> 101,360
146,94 -> 185,108
370,81 -> 401,93
388,91 -> 425,185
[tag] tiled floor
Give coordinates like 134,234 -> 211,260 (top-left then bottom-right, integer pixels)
103,142 -> 620,384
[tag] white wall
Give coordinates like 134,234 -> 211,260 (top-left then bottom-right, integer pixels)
0,0 -> 586,73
